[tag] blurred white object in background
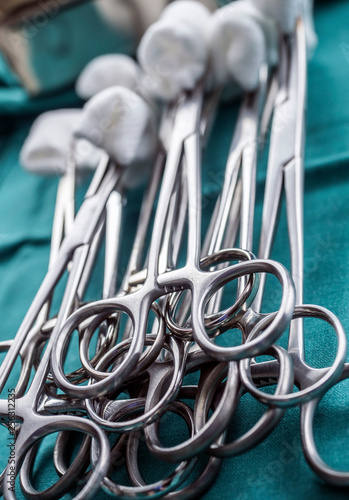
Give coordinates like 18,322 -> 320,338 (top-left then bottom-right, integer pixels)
137,1 -> 212,101
74,86 -> 158,170
75,54 -> 141,100
20,109 -> 102,175
209,3 -> 270,92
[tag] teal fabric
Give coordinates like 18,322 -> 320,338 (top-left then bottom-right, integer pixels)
0,50 -> 81,117
25,2 -> 135,94
1,0 -> 349,498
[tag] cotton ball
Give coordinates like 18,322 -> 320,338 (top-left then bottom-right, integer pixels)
227,1 -> 278,65
226,22 -> 266,91
73,86 -> 158,169
138,21 -> 207,101
20,109 -> 79,176
74,139 -> 103,170
76,54 -> 140,100
159,0 -> 212,41
209,7 -> 267,91
137,1 -> 211,101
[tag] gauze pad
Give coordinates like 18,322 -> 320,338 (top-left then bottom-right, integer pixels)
76,54 -> 141,100
74,86 -> 158,169
209,4 -> 268,91
137,1 -> 211,101
20,109 -> 102,175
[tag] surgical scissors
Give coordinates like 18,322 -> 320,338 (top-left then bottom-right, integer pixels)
164,61 -> 272,340
236,17 -> 349,487
239,17 -> 346,408
143,59 -> 296,464
10,150 -> 165,499
0,142 -> 78,401
0,154 -> 130,499
195,70 -> 295,459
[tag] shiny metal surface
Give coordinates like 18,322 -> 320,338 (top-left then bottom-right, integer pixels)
0,15 -> 347,500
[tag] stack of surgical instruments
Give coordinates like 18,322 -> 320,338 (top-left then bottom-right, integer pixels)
1,1 -> 348,498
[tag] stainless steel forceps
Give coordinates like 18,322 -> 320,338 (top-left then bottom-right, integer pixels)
0,155 -> 126,499
242,17 -> 347,408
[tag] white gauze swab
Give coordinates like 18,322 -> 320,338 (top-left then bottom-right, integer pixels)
73,86 -> 159,187
137,0 -> 212,101
209,2 -> 272,92
20,109 -> 102,175
76,54 -> 141,101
